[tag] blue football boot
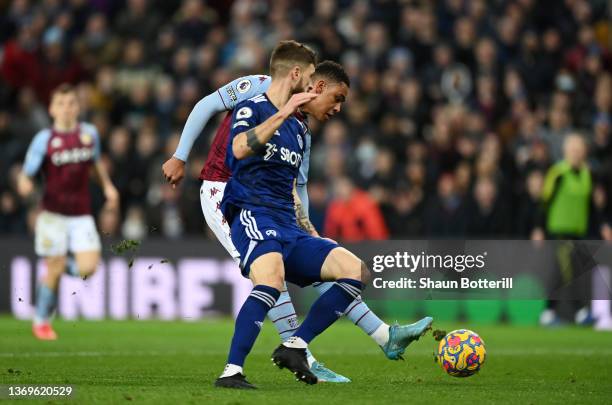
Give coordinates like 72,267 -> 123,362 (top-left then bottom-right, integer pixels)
382,316 -> 434,360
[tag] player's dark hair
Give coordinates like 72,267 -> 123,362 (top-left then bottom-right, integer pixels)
312,60 -> 350,87
269,40 -> 317,77
51,83 -> 76,99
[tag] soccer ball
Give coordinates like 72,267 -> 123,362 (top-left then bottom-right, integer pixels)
437,329 -> 486,377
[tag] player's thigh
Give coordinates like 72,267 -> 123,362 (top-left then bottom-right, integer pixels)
284,235 -> 338,287
68,215 -> 101,254
35,210 -> 68,257
249,251 -> 285,291
200,181 -> 240,262
320,246 -> 368,283
74,250 -> 100,276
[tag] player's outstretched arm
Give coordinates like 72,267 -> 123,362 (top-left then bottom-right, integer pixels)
232,92 -> 317,160
162,93 -> 228,187
163,75 -> 271,187
293,180 -> 319,236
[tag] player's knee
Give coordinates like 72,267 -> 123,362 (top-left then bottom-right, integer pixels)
338,257 -> 365,284
360,261 -> 371,287
46,257 -> 66,278
79,263 -> 97,277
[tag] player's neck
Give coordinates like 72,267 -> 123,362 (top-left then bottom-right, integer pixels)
265,79 -> 293,109
53,121 -> 78,133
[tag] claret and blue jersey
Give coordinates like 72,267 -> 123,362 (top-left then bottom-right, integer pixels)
221,93 -> 308,226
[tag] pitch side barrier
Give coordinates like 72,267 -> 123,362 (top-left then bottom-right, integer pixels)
1,238 -> 610,324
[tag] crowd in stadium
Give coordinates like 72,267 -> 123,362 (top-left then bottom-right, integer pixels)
0,0 -> 611,241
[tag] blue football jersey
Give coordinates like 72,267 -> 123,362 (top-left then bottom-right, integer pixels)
221,93 -> 307,224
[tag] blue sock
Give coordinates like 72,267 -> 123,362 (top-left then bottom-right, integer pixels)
35,284 -> 57,324
65,257 -> 80,277
312,282 -> 385,335
295,278 -> 363,344
227,285 -> 280,367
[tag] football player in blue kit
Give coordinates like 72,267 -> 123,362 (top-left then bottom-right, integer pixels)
214,40 -> 421,390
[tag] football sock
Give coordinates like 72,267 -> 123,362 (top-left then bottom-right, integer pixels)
294,279 -> 363,344
267,286 -> 298,340
226,285 -> 280,367
34,283 -> 57,325
267,285 -> 316,366
65,256 -> 80,277
370,323 -> 391,346
313,282 -> 387,343
220,364 -> 243,378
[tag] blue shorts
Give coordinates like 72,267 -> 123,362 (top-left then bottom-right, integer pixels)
230,208 -> 338,287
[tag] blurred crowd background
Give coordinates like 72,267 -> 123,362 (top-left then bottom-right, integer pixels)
0,0 -> 611,242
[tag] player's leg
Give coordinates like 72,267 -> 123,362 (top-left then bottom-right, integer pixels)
216,249 -> 284,389
215,210 -> 285,389
33,211 -> 68,340
273,243 -> 365,383
67,215 -> 102,279
312,282 -> 433,360
200,182 -> 346,381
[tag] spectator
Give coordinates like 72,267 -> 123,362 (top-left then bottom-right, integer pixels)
324,177 -> 388,241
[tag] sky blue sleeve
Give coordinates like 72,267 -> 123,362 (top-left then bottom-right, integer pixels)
296,132 -> 311,215
23,129 -> 51,177
218,75 -> 271,110
173,92 -> 228,162
173,75 -> 271,162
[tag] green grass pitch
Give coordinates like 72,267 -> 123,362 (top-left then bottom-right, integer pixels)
1,316 -> 611,404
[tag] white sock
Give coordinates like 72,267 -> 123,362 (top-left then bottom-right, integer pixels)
371,323 -> 390,346
220,364 -> 243,378
282,336 -> 308,349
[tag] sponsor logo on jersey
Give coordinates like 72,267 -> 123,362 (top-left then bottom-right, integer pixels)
80,132 -> 93,145
51,147 -> 94,166
236,107 -> 253,119
265,229 -> 277,237
280,147 -> 302,167
236,79 -> 252,94
274,130 -> 281,136
233,120 -> 249,129
258,76 -> 267,83
263,144 -> 302,167
50,137 -> 63,149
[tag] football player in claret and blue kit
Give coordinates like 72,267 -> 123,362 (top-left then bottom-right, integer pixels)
17,84 -> 119,341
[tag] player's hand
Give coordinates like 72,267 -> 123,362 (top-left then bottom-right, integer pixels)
16,173 -> 34,199
279,92 -> 318,118
601,223 -> 612,241
162,157 -> 185,189
103,184 -> 119,211
530,228 -> 545,241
